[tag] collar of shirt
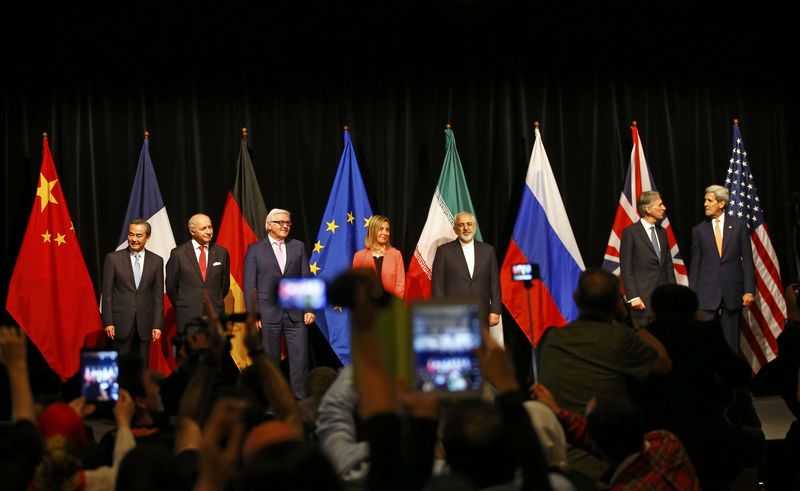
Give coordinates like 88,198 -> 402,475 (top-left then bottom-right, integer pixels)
191,239 -> 208,251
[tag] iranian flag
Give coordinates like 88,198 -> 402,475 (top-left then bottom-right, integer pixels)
405,126 -> 482,302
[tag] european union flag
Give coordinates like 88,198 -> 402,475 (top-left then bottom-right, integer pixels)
310,129 -> 373,365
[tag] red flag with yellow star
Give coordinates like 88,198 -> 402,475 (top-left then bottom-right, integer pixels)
6,134 -> 102,381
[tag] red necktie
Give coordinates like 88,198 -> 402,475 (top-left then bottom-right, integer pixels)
198,246 -> 207,281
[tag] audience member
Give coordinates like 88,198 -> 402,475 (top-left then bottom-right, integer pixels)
536,267 -> 670,480
532,384 -> 701,490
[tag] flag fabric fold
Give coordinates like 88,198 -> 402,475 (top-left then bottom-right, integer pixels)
6,135 -> 102,380
113,135 -> 178,374
310,129 -> 373,365
500,126 -> 585,345
404,128 -> 482,303
603,125 -> 688,286
216,132 -> 269,369
723,123 -> 786,371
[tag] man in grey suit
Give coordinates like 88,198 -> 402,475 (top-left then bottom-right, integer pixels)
244,208 -> 315,398
166,213 -> 230,332
689,185 -> 755,353
619,191 -> 676,325
102,218 -> 164,366
431,211 -> 501,327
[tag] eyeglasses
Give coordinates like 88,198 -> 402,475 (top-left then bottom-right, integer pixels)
271,220 -> 292,227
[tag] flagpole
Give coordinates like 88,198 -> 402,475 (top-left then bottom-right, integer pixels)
525,121 -> 541,382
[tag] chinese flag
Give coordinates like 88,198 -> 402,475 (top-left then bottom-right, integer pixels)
6,134 -> 102,381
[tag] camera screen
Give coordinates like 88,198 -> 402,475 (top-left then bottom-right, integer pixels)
412,303 -> 482,393
511,263 -> 534,281
80,350 -> 119,402
277,278 -> 326,310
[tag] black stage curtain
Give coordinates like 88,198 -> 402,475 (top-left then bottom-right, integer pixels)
2,2 -> 799,381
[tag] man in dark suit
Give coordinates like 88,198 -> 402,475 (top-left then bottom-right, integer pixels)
689,185 -> 755,353
619,191 -> 676,325
244,208 -> 315,399
101,218 -> 164,366
431,211 -> 501,327
166,213 -> 230,332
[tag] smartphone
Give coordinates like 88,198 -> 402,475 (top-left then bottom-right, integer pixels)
277,277 -> 326,310
411,299 -> 484,395
511,263 -> 540,281
80,349 -> 119,403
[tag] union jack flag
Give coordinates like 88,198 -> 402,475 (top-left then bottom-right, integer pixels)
724,122 -> 786,371
603,123 -> 688,286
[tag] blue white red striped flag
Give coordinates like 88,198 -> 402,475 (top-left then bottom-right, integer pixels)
500,125 -> 585,345
724,122 -> 786,371
115,134 -> 177,374
603,124 -> 688,286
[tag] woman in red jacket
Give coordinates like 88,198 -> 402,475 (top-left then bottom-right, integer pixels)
352,215 -> 405,298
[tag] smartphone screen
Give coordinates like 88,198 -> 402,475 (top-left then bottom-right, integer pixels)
511,263 -> 540,281
277,277 -> 326,310
80,349 -> 119,402
411,301 -> 483,394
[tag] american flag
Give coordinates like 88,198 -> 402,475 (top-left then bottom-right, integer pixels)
603,123 -> 688,285
724,122 -> 786,371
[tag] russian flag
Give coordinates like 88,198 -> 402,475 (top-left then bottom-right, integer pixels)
500,124 -> 585,345
114,133 -> 177,374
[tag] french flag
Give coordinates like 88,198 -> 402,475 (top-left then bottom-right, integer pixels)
500,124 -> 585,345
114,133 -> 177,374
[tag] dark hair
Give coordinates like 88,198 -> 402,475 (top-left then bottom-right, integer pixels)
129,218 -> 151,237
238,440 -> 340,491
586,391 -> 644,462
574,268 -> 620,318
442,399 -> 516,488
117,444 -> 188,491
650,284 -> 699,323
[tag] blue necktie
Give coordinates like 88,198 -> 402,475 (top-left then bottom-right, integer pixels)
649,226 -> 660,259
134,253 -> 142,289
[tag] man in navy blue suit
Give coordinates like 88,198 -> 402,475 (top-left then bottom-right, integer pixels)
689,185 -> 755,353
244,208 -> 315,398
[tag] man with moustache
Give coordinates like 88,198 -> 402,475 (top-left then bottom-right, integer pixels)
689,185 -> 755,353
431,211 -> 501,327
166,213 -> 230,331
619,191 -> 676,325
244,208 -> 315,399
102,218 -> 164,365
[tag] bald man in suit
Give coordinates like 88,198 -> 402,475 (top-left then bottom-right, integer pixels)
166,213 -> 230,331
102,218 -> 164,366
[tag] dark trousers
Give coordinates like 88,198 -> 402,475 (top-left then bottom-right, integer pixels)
699,305 -> 741,354
263,311 -> 307,399
112,327 -> 150,367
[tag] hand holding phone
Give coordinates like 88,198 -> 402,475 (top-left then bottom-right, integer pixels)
412,300 -> 484,395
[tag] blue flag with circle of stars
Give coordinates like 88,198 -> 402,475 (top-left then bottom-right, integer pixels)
310,129 -> 373,365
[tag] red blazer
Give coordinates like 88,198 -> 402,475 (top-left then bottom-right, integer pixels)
352,246 -> 406,298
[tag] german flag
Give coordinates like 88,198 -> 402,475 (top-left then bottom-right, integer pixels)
216,128 -> 267,369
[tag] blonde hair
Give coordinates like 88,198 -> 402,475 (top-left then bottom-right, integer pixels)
364,215 -> 391,251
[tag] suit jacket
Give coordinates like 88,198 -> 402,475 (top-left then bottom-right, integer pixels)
165,240 -> 230,330
243,237 -> 311,324
101,248 -> 164,339
689,215 -> 755,311
352,246 -> 406,298
431,239 -> 501,313
619,220 -> 676,318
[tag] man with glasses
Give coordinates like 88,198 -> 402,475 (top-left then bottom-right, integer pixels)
166,213 -> 230,332
431,211 -> 502,327
244,208 -> 315,399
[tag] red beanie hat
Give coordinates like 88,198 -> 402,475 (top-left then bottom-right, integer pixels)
37,402 -> 88,449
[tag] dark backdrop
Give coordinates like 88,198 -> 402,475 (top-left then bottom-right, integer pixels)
3,1 -> 800,381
